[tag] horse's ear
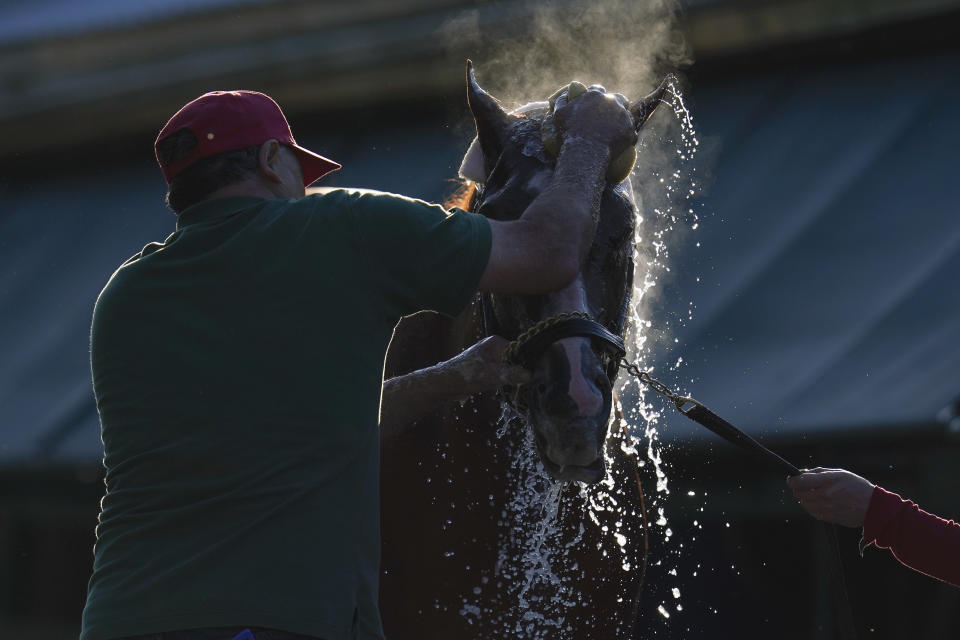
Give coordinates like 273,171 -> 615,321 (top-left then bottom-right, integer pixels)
466,60 -> 512,176
630,74 -> 674,130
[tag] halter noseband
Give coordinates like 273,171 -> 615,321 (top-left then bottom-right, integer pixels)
480,295 -> 626,381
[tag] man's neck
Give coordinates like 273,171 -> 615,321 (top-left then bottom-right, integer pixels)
201,179 -> 282,204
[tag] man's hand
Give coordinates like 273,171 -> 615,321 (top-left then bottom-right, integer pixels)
478,86 -> 638,295
554,88 -> 638,158
787,467 -> 876,528
442,335 -> 531,391
381,336 -> 531,434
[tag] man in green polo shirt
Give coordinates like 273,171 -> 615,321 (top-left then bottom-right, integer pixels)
82,87 -> 637,640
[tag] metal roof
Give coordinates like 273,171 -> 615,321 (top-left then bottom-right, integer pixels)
5,0 -> 958,158
0,0 -> 266,45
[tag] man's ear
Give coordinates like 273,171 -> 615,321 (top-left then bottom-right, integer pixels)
257,139 -> 283,184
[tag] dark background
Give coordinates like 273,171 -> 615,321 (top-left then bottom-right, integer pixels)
1,0 -> 959,638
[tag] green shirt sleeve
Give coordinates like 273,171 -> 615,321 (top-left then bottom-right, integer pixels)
328,189 -> 492,318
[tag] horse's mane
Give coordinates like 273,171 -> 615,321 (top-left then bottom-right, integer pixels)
444,179 -> 477,212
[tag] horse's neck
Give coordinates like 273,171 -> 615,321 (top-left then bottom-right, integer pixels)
382,294 -> 518,513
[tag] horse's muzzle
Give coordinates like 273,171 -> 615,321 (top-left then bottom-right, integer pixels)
539,452 -> 607,484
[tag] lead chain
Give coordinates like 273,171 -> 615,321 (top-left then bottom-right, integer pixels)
620,357 -> 691,410
503,311 -> 593,365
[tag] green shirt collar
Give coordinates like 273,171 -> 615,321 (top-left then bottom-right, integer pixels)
176,196 -> 267,230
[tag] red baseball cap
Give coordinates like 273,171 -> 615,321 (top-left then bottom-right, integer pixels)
155,90 -> 341,185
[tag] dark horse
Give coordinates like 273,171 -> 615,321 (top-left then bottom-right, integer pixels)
380,64 -> 670,639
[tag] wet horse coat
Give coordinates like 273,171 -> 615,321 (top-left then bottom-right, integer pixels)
380,66 -> 667,639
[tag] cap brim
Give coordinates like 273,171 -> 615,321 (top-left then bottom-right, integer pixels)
292,144 -> 341,186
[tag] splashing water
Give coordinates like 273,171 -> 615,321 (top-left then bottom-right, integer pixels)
621,75 -> 702,631
459,407 -> 651,638
460,408 -> 571,637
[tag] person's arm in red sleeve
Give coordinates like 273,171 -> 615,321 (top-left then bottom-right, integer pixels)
862,485 -> 960,587
789,468 -> 960,587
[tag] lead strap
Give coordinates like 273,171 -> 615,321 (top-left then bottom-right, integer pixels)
622,359 -> 859,640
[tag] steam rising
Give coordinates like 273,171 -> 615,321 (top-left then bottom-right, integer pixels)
447,0 -> 688,108
443,0 -> 698,361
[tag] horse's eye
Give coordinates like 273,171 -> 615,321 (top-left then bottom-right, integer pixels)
611,226 -> 633,249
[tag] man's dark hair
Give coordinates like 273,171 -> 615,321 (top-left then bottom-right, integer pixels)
156,128 -> 261,214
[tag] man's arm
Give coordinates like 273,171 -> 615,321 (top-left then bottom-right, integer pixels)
380,336 -> 530,436
478,90 -> 637,294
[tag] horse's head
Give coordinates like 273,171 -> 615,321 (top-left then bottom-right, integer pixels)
463,62 -> 669,484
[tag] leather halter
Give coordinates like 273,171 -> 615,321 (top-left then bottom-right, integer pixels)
479,294 -> 626,381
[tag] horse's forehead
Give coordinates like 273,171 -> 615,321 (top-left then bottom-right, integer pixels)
501,117 -> 550,166
523,167 -> 554,196
460,114 -> 550,184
